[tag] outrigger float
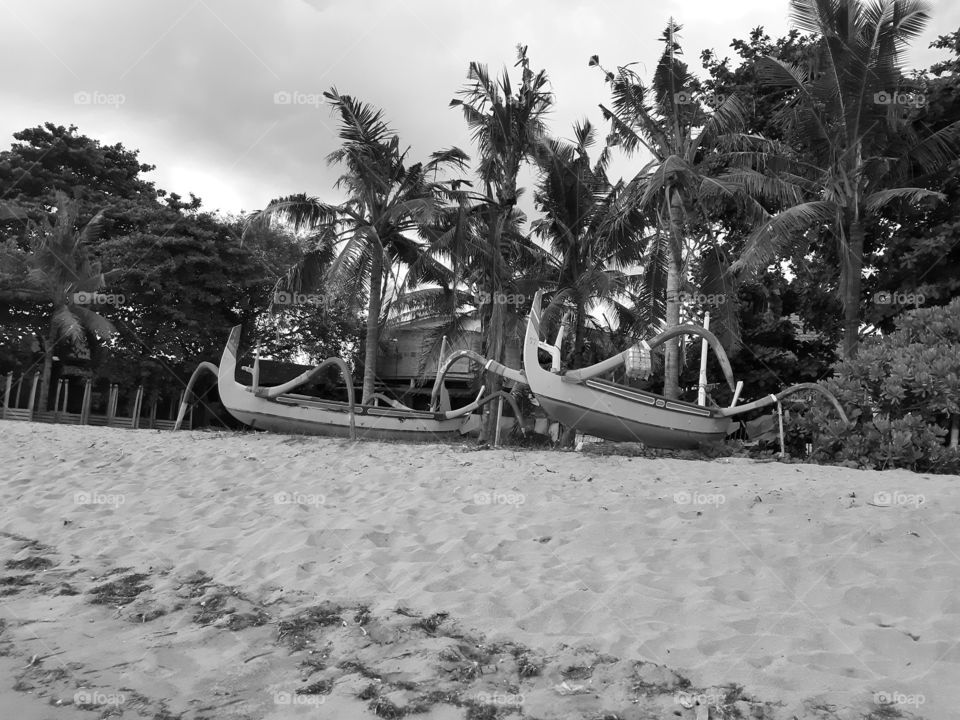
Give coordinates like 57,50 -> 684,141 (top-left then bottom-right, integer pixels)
176,292 -> 848,448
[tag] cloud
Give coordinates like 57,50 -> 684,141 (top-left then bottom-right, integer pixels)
1,0 -> 957,214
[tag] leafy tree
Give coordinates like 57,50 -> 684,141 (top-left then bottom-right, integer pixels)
0,123 -> 160,239
450,45 -> 553,436
865,26 -> 960,330
531,119 -> 647,366
731,0 -> 960,358
0,192 -> 115,409
593,22 -> 771,399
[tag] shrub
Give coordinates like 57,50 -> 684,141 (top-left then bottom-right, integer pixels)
787,299 -> 960,474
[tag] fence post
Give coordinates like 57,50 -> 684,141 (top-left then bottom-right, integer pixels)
174,390 -> 185,428
132,386 -> 144,429
81,379 -> 92,425
2,372 -> 11,420
107,385 -> 117,424
53,379 -> 64,421
27,373 -> 39,419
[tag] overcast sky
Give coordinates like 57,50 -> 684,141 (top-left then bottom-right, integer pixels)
2,0 -> 958,217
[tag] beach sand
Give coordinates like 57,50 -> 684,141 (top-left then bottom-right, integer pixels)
0,420 -> 956,719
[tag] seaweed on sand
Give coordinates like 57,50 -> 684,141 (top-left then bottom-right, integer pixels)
464,703 -> 499,720
413,612 -> 449,634
358,682 -> 381,700
0,574 -> 33,594
338,659 -> 382,680
369,695 -> 405,718
6,556 -> 53,571
277,603 -> 344,651
89,573 -> 151,606
297,678 -> 333,695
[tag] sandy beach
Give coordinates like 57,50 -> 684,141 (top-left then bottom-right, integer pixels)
0,421 -> 957,719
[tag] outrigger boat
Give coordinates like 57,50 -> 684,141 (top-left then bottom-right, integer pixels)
521,291 -> 849,449
175,325 -> 524,441
177,296 -> 848,448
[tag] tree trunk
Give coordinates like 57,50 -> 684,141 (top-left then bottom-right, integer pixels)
360,247 -> 384,405
662,192 -> 685,400
574,298 -> 586,365
39,326 -> 57,413
481,209 -> 505,443
663,251 -> 682,400
841,219 -> 864,359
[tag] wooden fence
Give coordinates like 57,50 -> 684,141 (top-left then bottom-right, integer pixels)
1,372 -> 191,430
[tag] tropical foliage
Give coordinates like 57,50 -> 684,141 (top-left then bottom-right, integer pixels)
788,299 -> 960,473
247,89 -> 467,404
0,192 -> 115,409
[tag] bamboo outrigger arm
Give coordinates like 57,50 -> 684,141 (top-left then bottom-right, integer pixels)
174,362 -> 220,431
561,324 -> 737,392
717,382 -> 851,426
429,349 -> 527,412
253,356 -> 356,439
366,393 -> 415,410
443,390 -> 526,434
254,357 -> 355,401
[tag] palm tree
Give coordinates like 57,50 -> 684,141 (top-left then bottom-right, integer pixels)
593,22 -> 771,398
531,119 -> 648,366
450,45 -> 553,437
0,192 -> 116,410
733,0 -> 960,357
248,89 -> 468,404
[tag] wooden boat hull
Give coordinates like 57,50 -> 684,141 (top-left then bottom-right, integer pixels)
217,327 -> 476,441
523,298 -> 735,449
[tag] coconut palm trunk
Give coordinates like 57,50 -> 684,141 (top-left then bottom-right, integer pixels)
361,244 -> 384,405
663,252 -> 682,400
574,298 -> 586,363
481,208 -> 506,442
663,192 -> 685,400
842,218 -> 865,358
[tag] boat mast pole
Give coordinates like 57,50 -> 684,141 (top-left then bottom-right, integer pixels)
697,312 -> 710,406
